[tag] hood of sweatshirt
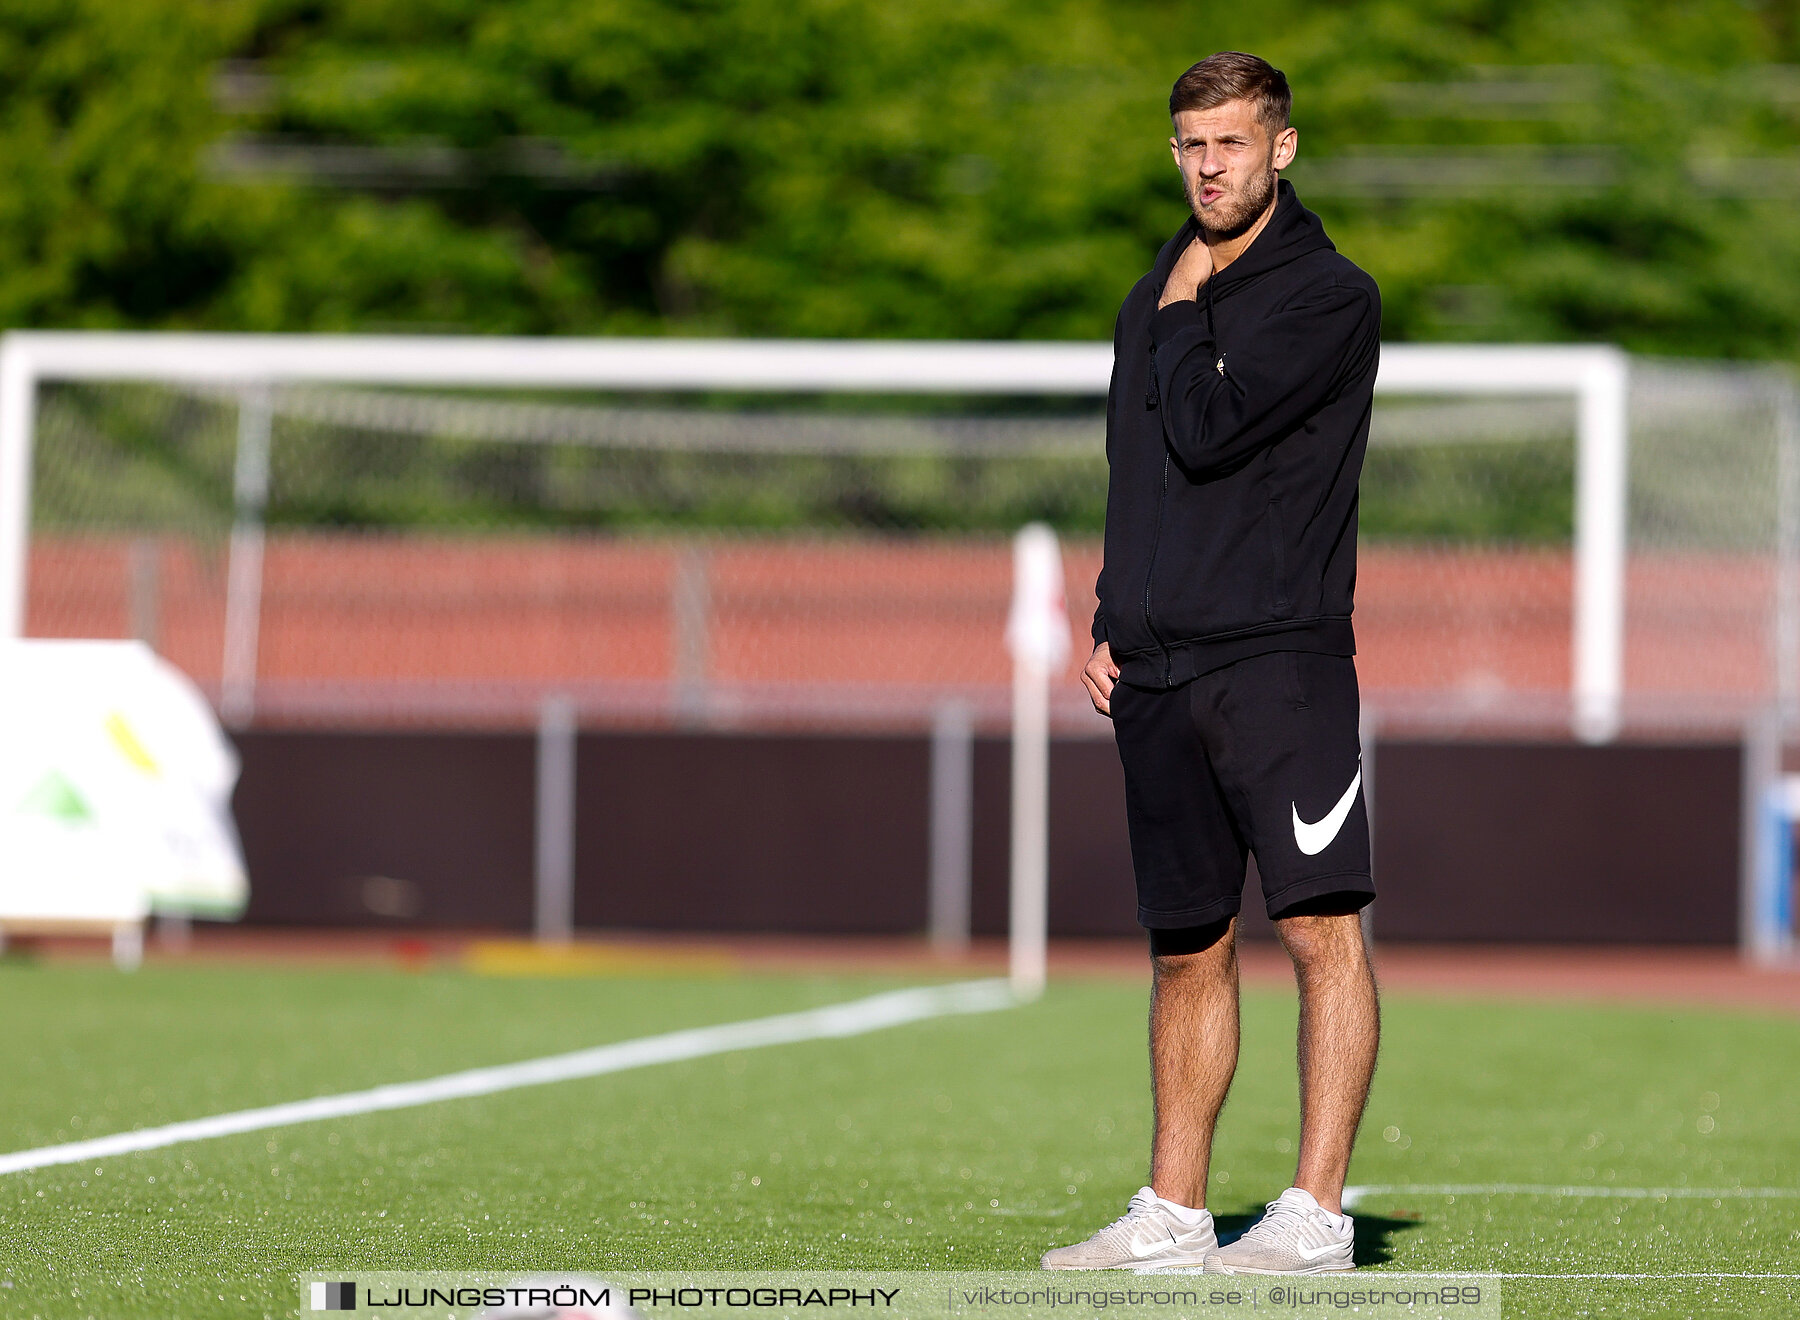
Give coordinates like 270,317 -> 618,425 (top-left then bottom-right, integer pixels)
1149,179 -> 1336,303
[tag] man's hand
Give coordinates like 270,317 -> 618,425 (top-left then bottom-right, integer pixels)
1082,641 -> 1120,718
1157,236 -> 1214,308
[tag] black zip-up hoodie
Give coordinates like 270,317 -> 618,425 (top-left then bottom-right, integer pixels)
1094,179 -> 1381,689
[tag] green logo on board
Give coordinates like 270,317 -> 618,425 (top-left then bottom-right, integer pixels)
16,770 -> 93,823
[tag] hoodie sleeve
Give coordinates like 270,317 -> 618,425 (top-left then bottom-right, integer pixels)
1092,303 -> 1130,649
1148,278 -> 1377,477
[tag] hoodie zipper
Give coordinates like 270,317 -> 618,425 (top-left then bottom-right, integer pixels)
1129,193 -> 1320,684
1142,346 -> 1172,686
1139,237 -> 1202,688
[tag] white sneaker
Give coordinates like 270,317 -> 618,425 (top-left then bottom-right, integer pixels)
1040,1187 -> 1216,1270
1204,1187 -> 1354,1274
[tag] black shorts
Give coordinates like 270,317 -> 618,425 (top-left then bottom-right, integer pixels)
1111,649 -> 1374,928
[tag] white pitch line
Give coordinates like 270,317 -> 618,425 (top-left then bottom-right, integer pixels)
1495,1273 -> 1800,1280
0,978 -> 1015,1178
1342,1183 -> 1800,1210
1357,1271 -> 1800,1281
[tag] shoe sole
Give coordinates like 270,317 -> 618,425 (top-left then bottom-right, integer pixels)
1042,1250 -> 1216,1272
1207,1263 -> 1353,1275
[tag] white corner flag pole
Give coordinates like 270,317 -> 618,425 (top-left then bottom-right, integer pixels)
1005,523 -> 1072,1000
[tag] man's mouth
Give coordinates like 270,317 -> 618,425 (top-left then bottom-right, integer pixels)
1199,184 -> 1225,205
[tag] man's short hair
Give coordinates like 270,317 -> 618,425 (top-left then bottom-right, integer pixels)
1169,52 -> 1291,131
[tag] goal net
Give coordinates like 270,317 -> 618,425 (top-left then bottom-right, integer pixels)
5,334 -> 1794,742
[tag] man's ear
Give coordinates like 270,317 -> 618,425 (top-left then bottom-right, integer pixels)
1272,126 -> 1297,172
1169,135 -> 1182,171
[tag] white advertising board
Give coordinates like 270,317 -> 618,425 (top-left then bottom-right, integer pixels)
0,640 -> 247,928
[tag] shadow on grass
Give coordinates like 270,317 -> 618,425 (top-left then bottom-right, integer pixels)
1211,1209 -> 1423,1269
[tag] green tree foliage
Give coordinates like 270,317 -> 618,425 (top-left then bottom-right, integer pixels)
1,0 -> 1797,356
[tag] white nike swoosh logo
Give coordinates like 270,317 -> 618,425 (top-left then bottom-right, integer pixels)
1294,1240 -> 1348,1261
1292,764 -> 1362,856
1125,1226 -> 1180,1259
1127,1219 -> 1214,1259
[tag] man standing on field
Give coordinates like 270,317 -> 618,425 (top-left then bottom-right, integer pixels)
1042,52 -> 1381,1276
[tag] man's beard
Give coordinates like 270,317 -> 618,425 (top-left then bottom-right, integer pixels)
1188,165 -> 1277,241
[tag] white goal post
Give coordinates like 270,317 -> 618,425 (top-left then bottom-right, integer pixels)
0,331 -> 1631,740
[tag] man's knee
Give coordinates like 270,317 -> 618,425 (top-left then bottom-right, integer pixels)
1149,916 -> 1237,980
1273,905 -> 1366,971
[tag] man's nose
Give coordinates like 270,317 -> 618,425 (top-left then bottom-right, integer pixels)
1197,151 -> 1226,178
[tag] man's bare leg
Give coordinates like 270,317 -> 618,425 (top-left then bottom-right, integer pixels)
1273,907 -> 1380,1215
1147,916 -> 1241,1209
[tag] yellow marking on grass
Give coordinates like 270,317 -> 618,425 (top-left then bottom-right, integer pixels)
466,939 -> 738,979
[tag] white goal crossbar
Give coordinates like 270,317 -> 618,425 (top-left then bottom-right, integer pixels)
0,331 -> 1630,740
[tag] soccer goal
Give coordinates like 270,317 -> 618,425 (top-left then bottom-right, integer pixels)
0,329 -> 1728,734
2,331 -> 1795,963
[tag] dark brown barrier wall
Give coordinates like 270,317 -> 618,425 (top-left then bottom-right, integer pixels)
572,734 -> 931,933
232,732 -> 536,928
1368,741 -> 1741,943
232,732 -> 1742,944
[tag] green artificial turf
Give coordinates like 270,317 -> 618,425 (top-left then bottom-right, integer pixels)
1,960 -> 1797,1319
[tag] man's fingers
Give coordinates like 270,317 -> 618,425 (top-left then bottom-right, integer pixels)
1081,645 -> 1118,716
1082,666 -> 1114,718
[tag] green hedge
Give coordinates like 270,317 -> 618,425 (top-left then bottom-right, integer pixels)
2,0 -> 1798,357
